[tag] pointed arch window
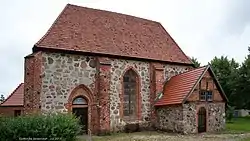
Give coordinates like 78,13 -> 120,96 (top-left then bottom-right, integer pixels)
123,69 -> 138,118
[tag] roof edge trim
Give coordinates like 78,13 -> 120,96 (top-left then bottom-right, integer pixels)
35,4 -> 70,46
0,83 -> 24,106
158,23 -> 194,66
208,64 -> 229,102
33,46 -> 194,66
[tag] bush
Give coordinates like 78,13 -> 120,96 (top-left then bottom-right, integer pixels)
0,113 -> 81,141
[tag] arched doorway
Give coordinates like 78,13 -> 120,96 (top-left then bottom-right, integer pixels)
72,96 -> 88,134
67,84 -> 93,134
198,107 -> 206,133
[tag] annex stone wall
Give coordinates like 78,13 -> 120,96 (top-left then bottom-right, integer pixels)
156,102 -> 225,134
183,103 -> 197,133
183,102 -> 226,133
156,105 -> 184,133
207,103 -> 225,132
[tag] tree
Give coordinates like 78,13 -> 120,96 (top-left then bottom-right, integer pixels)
0,94 -> 5,104
235,46 -> 250,109
210,56 -> 239,107
226,105 -> 235,123
191,57 -> 201,68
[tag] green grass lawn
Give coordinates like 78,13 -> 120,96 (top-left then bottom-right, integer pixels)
226,116 -> 250,133
225,117 -> 250,141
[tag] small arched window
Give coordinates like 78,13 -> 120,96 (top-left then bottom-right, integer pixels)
73,97 -> 88,105
123,69 -> 138,118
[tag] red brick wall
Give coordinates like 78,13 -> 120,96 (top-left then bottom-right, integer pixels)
23,52 -> 42,114
24,55 -> 34,113
187,71 -> 224,102
33,52 -> 42,112
0,106 -> 23,116
98,57 -> 111,134
150,63 -> 164,126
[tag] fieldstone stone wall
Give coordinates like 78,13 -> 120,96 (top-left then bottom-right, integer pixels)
156,102 -> 225,134
156,105 -> 184,133
164,64 -> 190,80
152,64 -> 190,133
183,103 -> 197,133
109,59 -> 150,131
41,52 -> 96,113
40,52 -> 196,133
207,103 -> 226,132
183,102 -> 226,133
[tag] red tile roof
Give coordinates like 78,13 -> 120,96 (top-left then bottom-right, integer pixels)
155,66 -> 207,106
35,4 -> 192,64
1,83 -> 24,106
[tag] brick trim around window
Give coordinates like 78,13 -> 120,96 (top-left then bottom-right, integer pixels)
119,67 -> 142,121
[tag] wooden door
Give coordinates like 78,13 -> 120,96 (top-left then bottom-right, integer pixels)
198,107 -> 206,133
73,107 -> 88,134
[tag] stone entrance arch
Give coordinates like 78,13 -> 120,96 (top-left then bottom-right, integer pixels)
67,84 -> 93,134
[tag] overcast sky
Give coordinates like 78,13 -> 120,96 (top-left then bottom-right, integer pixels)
0,0 -> 249,97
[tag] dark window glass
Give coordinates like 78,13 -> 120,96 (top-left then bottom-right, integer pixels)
73,97 -> 87,105
14,110 -> 21,117
206,91 -> 213,101
123,69 -> 137,117
200,90 -> 213,101
200,91 -> 206,101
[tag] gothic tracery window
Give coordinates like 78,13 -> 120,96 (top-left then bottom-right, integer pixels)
123,69 -> 138,117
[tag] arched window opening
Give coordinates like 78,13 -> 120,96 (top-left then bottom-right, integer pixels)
123,69 -> 138,118
73,96 -> 88,105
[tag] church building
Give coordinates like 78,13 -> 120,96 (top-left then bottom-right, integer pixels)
0,4 -> 227,134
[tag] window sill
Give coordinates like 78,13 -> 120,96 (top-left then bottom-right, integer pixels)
199,100 -> 213,102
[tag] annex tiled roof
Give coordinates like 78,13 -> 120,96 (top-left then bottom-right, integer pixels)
155,66 -> 207,106
1,83 -> 24,106
35,4 -> 192,64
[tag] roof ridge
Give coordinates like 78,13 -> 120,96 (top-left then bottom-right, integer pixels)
67,4 -> 160,24
1,83 -> 24,105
